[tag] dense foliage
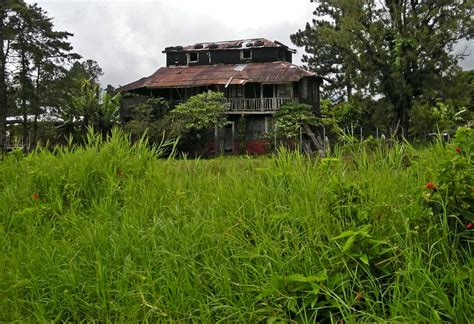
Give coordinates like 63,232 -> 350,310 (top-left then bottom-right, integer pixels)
292,0 -> 473,133
0,1 -> 108,149
125,91 -> 227,152
0,128 -> 472,322
273,102 -> 318,139
168,91 -> 228,137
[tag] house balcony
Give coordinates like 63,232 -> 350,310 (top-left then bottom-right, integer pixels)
121,96 -> 299,120
224,97 -> 298,114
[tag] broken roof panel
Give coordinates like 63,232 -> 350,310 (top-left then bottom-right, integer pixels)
162,38 -> 296,53
117,61 -> 318,92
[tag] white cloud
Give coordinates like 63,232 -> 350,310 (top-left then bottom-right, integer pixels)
27,0 -> 315,86
26,0 -> 473,88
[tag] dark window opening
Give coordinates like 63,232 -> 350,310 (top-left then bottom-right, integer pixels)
262,84 -> 274,98
241,49 -> 251,60
247,118 -> 266,140
189,52 -> 198,63
244,83 -> 260,98
301,79 -> 308,99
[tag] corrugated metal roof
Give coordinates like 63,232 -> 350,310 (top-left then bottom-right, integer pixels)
162,38 -> 295,53
117,61 -> 318,92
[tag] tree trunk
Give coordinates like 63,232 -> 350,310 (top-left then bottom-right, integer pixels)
32,65 -> 40,149
20,50 -> 29,148
395,95 -> 410,138
0,10 -> 7,151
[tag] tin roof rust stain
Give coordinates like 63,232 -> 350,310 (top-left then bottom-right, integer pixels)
163,38 -> 296,53
118,61 -> 318,92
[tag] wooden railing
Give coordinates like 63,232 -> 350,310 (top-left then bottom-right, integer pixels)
4,137 -> 29,151
225,98 -> 298,112
123,97 -> 298,116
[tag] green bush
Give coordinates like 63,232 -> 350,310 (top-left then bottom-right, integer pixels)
423,127 -> 474,235
273,102 -> 317,139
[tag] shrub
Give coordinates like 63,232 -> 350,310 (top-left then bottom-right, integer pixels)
423,127 -> 474,235
168,91 -> 228,138
273,103 -> 317,139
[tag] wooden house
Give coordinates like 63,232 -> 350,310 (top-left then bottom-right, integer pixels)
117,38 -> 321,154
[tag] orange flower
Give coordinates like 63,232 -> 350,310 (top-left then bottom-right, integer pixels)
455,147 -> 461,153
32,192 -> 39,201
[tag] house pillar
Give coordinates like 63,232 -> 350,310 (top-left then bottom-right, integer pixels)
272,84 -> 276,110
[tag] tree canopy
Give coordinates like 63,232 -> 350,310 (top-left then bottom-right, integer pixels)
0,1 -> 110,149
292,0 -> 473,133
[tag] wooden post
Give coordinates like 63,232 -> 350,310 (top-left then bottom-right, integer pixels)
274,124 -> 277,152
299,126 -> 303,153
323,126 -> 326,150
214,125 -> 218,155
231,122 -> 235,154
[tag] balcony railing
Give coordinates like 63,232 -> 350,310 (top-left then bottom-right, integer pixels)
224,97 -> 298,112
122,96 -> 299,118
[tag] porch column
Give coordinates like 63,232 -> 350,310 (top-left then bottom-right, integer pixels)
273,84 -> 276,110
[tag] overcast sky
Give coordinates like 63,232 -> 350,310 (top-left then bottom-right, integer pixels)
26,0 -> 473,88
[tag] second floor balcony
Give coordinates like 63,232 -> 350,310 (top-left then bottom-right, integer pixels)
121,96 -> 301,120
170,97 -> 298,113
224,97 -> 298,113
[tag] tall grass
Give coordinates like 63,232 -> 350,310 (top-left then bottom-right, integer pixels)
0,129 -> 472,322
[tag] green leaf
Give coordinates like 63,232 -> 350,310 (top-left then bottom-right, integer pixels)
342,235 -> 356,253
286,270 -> 328,283
359,254 -> 369,265
334,230 -> 356,240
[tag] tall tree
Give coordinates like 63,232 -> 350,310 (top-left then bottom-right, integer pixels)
0,0 -> 79,149
0,0 -> 24,150
292,0 -> 473,133
28,4 -> 80,147
0,4 -> 7,150
52,59 -> 103,139
13,3 -> 79,146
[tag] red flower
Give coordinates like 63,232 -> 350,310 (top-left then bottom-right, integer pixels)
32,192 -> 39,201
455,147 -> 462,154
425,182 -> 437,190
467,223 -> 473,230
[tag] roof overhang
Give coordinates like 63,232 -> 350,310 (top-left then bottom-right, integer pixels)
117,61 -> 319,93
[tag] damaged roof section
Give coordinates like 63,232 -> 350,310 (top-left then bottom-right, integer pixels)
163,38 -> 296,53
117,61 -> 318,92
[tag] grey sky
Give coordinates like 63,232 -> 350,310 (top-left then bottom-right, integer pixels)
26,0 -> 473,88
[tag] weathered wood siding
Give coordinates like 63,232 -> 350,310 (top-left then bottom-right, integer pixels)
298,77 -> 321,114
166,47 -> 292,67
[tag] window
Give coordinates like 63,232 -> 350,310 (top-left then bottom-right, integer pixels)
247,119 -> 266,140
277,83 -> 292,98
188,52 -> 199,64
229,85 -> 243,98
262,84 -> 274,98
301,79 -> 308,99
240,49 -> 252,60
264,117 -> 273,133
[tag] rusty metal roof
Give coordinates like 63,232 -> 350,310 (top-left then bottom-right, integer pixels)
117,61 -> 318,92
162,38 -> 295,53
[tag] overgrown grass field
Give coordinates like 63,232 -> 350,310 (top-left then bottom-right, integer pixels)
0,130 -> 473,322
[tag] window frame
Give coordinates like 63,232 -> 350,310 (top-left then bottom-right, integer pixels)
240,49 -> 252,60
187,52 -> 199,64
